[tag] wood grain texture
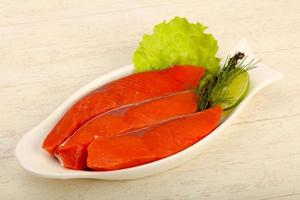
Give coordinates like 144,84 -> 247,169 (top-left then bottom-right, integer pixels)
1,0 -> 300,199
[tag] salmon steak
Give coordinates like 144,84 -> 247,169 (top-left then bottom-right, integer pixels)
87,106 -> 223,170
56,91 -> 198,169
42,66 -> 205,155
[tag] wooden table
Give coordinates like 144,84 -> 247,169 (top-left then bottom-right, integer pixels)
1,0 -> 300,199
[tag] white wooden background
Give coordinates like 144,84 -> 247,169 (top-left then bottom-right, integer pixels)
1,0 -> 300,199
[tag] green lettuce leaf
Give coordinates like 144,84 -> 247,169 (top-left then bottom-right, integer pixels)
133,17 -> 220,74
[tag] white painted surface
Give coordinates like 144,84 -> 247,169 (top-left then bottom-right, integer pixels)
1,0 -> 300,199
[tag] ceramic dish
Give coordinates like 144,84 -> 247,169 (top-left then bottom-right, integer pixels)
15,40 -> 283,180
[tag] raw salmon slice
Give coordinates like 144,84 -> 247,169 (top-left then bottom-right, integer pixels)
43,66 -> 205,155
143,106 -> 223,159
86,135 -> 156,171
56,91 -> 197,169
87,106 -> 223,171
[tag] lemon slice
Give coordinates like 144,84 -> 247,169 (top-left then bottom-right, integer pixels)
220,71 -> 250,110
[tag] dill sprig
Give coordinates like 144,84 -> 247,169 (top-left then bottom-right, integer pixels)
196,52 -> 259,111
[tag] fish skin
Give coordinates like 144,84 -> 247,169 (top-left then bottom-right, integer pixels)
87,106 -> 223,171
56,91 -> 197,169
43,66 -> 205,155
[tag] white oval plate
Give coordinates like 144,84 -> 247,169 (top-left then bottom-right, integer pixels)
15,39 -> 283,180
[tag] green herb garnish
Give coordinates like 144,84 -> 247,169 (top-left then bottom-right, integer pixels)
196,52 -> 258,111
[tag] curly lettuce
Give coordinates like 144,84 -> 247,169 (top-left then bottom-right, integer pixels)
133,17 -> 220,74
